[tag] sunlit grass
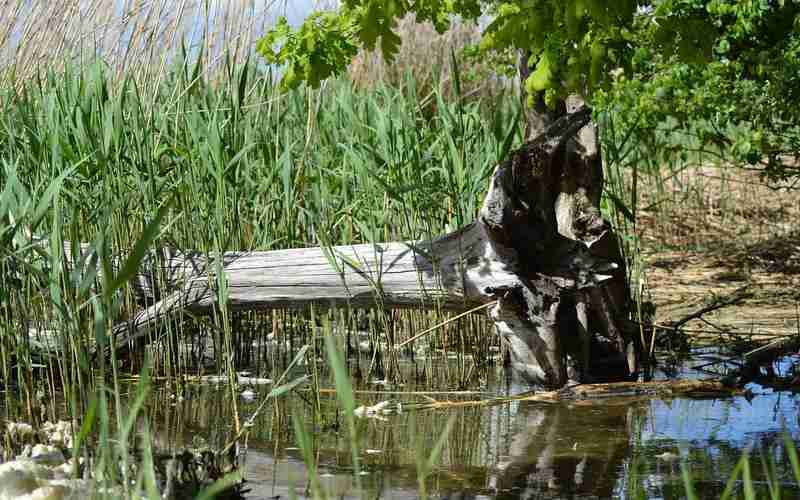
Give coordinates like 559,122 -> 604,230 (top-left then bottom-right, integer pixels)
0,49 -> 519,495
2,3 -> 797,499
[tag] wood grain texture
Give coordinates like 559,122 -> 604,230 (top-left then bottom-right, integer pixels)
173,222 -> 520,311
109,222 -> 523,349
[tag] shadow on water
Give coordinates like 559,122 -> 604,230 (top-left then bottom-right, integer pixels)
140,360 -> 800,500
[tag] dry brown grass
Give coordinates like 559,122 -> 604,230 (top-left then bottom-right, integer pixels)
348,15 -> 511,103
637,164 -> 799,252
636,163 -> 800,339
0,0 -> 287,87
2,2 -> 510,103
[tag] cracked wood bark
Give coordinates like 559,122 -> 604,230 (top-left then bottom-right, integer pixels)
479,103 -> 637,387
560,98 -> 639,383
518,51 -> 641,383
521,81 -> 640,383
107,106 -> 627,389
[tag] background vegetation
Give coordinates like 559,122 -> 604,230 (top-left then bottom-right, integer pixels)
1,1 -> 798,498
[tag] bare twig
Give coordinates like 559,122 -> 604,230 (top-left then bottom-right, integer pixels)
669,287 -> 751,331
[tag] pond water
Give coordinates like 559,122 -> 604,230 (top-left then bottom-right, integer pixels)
142,354 -> 800,499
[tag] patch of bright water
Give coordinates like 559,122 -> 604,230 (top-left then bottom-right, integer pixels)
145,356 -> 800,500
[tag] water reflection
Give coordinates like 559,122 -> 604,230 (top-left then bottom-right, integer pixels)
489,402 -> 631,498
143,376 -> 800,499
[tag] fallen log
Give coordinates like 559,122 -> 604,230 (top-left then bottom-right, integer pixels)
90,106 -> 639,389
744,336 -> 800,366
406,379 -> 742,411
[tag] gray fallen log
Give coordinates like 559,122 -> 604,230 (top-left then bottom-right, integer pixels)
113,221 -> 608,342
103,106 -> 634,389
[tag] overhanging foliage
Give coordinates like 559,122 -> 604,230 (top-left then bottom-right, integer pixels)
257,1 -> 800,177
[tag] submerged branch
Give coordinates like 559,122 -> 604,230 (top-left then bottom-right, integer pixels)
409,379 -> 742,411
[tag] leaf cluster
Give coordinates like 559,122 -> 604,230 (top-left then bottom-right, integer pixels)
257,1 -> 482,90
480,0 -> 638,106
256,13 -> 361,90
597,1 -> 800,178
257,1 -> 799,176
258,1 -> 640,99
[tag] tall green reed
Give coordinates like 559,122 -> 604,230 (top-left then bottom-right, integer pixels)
0,54 -> 519,399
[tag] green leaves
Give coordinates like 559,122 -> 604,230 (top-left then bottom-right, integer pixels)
257,0 -> 490,91
526,49 -> 556,92
256,14 -> 360,90
255,0 -> 642,98
357,0 -> 403,59
596,1 -> 800,178
254,0 -> 799,174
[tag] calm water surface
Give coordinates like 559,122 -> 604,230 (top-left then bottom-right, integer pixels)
144,355 -> 800,499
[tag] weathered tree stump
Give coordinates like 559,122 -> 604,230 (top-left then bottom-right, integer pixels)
110,106 -> 638,389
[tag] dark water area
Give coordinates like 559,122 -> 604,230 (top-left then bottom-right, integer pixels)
139,353 -> 800,500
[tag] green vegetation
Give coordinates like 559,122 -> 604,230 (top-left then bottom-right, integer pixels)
261,0 -> 800,180
1,1 -> 799,498
0,51 -> 519,382
0,49 -> 516,495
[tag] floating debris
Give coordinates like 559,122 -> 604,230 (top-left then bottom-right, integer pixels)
353,401 -> 402,421
197,375 -> 272,387
29,445 -> 65,466
238,377 -> 272,386
0,424 -> 87,500
0,459 -> 88,500
4,421 -> 74,459
1,420 -> 245,499
40,422 -> 73,450
369,379 -> 404,388
199,375 -> 229,385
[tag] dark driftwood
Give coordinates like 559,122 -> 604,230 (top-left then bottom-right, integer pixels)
417,379 -> 741,410
744,337 -> 800,366
526,378 -> 740,402
101,107 -> 637,389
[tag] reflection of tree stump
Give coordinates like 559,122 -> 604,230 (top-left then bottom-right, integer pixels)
489,402 -> 631,497
102,106 -> 636,389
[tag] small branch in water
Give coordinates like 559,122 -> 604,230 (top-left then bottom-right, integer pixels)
316,388 -> 494,396
327,380 -> 745,417
408,379 -> 743,411
744,336 -> 800,365
650,286 -> 753,355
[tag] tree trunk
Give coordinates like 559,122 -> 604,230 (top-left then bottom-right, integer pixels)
100,107 -> 633,389
511,54 -> 641,384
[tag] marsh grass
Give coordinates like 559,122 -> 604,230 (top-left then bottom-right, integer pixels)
3,2 -> 798,498
0,0 -> 294,89
2,57 -> 792,500
0,28 -> 520,494
0,48 -> 518,370
599,105 -> 800,348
